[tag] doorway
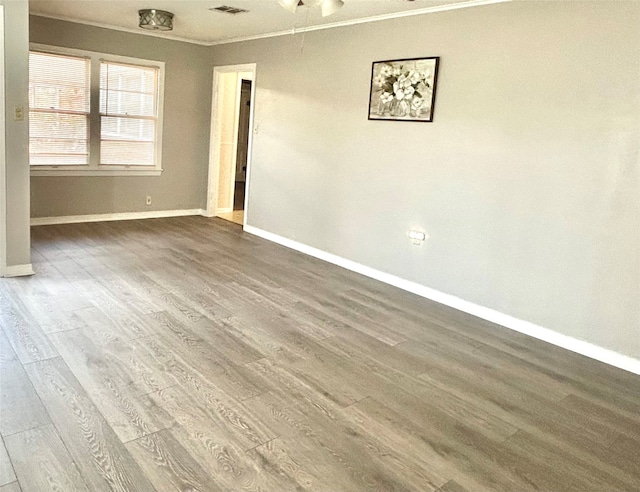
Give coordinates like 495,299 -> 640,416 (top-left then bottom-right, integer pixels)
232,79 -> 252,221
207,64 -> 256,228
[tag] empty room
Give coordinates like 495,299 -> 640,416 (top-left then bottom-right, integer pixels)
1,0 -> 639,491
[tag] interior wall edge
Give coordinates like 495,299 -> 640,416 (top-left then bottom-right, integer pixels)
244,224 -> 640,376
0,3 -> 6,277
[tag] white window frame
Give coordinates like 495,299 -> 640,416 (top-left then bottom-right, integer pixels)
29,43 -> 165,177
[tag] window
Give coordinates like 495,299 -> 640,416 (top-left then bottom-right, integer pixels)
28,45 -> 164,176
100,62 -> 158,167
29,52 -> 90,166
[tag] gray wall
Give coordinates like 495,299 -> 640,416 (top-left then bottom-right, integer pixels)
2,0 -> 31,268
29,15 -> 212,217
210,1 -> 640,358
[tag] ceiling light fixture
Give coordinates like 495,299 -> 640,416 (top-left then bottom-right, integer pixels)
138,9 -> 174,31
278,0 -> 344,17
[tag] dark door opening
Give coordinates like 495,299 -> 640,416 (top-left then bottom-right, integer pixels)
234,79 -> 252,212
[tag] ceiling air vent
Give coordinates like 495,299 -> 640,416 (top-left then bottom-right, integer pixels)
210,5 -> 249,14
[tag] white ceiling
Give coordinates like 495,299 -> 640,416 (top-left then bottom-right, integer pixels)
29,0 -> 508,45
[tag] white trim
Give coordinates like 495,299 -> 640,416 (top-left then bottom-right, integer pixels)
210,0 -> 511,45
4,264 -> 35,278
30,209 -> 206,226
29,12 -> 211,46
0,5 -> 6,277
29,43 -> 165,68
206,64 -> 257,220
244,225 -> 640,376
207,68 -> 226,216
215,207 -> 233,214
242,75 -> 257,230
30,169 -> 163,177
29,44 -> 165,174
31,0 -> 511,48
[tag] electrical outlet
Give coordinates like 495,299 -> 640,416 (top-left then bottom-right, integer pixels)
145,196 -> 152,206
13,106 -> 24,121
409,229 -> 427,245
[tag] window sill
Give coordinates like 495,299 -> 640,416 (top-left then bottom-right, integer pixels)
30,169 -> 163,177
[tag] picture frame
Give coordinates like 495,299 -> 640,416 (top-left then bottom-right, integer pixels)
368,57 -> 440,122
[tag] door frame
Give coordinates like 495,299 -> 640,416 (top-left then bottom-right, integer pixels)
206,63 -> 256,230
0,5 -> 7,277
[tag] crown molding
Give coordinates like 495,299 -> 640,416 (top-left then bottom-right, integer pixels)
209,0 -> 511,46
29,12 -> 212,46
31,0 -> 510,48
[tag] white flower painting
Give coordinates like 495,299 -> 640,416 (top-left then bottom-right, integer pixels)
368,57 -> 440,122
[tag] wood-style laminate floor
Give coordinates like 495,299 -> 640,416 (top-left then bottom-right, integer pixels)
1,216 -> 639,492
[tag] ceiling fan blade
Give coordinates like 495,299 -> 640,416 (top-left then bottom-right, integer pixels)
278,0 -> 299,14
321,0 -> 344,17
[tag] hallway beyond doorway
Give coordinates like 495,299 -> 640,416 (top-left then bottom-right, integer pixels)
217,210 -> 243,225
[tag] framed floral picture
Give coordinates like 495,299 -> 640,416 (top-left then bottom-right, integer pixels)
368,57 -> 440,122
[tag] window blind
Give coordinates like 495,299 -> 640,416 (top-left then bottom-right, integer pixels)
100,61 -> 158,166
28,52 -> 90,166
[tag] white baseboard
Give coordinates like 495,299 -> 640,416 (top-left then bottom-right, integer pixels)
31,209 -> 207,226
244,225 -> 640,376
4,263 -> 35,277
216,208 -> 233,214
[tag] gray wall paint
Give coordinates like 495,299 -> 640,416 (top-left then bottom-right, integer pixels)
29,15 -> 212,217
210,1 -> 640,358
2,0 -> 31,267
